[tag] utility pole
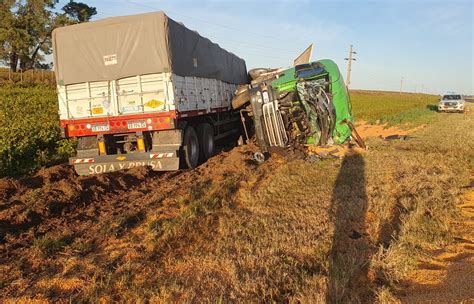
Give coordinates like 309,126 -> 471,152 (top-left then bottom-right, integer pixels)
399,77 -> 404,95
344,44 -> 357,88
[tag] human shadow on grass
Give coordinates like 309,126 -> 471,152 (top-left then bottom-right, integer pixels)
326,153 -> 371,303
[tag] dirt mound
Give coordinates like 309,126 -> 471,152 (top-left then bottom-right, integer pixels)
0,144 -> 266,300
0,163 -> 160,257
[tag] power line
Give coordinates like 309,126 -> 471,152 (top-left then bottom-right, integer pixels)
125,0 -> 307,47
231,49 -> 289,62
57,0 -> 304,58
204,33 -> 299,56
52,1 -> 301,62
94,11 -> 118,17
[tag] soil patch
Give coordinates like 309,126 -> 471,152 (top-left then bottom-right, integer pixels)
356,121 -> 425,139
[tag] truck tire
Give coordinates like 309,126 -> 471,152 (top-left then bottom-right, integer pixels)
181,126 -> 199,169
197,123 -> 215,162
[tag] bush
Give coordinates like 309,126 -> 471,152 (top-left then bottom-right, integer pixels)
0,84 -> 75,177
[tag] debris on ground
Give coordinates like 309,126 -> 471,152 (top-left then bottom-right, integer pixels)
383,134 -> 411,141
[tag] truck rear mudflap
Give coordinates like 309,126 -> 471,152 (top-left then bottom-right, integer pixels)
70,152 -> 179,175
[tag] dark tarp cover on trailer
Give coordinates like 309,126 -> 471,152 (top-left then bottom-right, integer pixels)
52,11 -> 248,86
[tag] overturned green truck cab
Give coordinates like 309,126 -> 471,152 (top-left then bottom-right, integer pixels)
236,59 -> 355,155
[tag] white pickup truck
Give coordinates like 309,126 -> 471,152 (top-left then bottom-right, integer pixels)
438,93 -> 466,113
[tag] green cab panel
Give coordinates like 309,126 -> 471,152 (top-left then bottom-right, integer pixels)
271,59 -> 354,144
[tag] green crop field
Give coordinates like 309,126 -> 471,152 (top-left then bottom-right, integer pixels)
0,84 -> 74,177
350,90 -> 439,126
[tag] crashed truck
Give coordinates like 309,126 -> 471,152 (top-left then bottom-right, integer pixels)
53,12 -> 360,175
231,60 -> 363,161
53,12 -> 247,175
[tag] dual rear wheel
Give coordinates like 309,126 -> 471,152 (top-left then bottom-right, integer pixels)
181,123 -> 215,169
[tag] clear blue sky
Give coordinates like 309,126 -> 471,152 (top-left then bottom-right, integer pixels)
58,0 -> 473,94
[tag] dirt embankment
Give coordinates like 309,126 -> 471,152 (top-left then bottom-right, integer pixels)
0,163 -> 158,246
0,143 -> 269,300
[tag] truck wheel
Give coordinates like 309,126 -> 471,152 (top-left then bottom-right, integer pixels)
197,123 -> 215,162
181,126 -> 199,169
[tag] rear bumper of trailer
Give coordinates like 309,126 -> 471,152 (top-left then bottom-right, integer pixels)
70,152 -> 179,175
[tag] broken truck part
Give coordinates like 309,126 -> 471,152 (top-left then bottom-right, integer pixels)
53,12 -> 247,175
232,59 -> 364,157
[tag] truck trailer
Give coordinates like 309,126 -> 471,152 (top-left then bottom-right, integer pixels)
53,12 -> 248,175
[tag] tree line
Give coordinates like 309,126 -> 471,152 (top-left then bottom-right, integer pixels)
0,0 -> 97,72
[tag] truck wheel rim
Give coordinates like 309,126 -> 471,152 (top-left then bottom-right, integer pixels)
191,136 -> 198,159
207,133 -> 214,154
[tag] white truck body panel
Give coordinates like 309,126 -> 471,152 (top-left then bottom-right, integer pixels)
57,73 -> 237,120
171,75 -> 236,112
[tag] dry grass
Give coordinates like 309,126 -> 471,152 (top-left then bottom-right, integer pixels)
0,99 -> 472,302
375,286 -> 401,304
365,108 -> 472,293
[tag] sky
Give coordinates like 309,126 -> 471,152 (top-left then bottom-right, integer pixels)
55,0 -> 473,94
